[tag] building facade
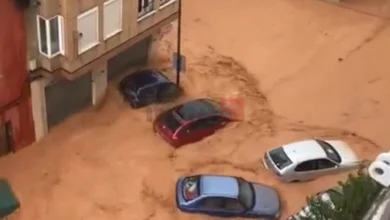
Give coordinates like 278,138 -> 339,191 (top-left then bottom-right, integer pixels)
0,0 -> 35,155
26,0 -> 178,140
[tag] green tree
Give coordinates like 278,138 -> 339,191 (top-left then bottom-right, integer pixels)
301,167 -> 383,220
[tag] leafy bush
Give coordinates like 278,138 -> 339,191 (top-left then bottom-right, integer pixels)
302,168 -> 383,220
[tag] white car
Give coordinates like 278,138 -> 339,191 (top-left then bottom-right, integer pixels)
262,139 -> 361,182
287,187 -> 343,220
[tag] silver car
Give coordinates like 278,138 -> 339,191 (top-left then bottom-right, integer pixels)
262,139 -> 361,182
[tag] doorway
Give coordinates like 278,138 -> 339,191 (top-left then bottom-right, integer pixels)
0,121 -> 13,156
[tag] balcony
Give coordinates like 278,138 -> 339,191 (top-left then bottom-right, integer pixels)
30,0 -> 178,79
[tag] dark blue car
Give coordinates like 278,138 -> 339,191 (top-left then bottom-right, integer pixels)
176,175 -> 281,219
118,69 -> 181,108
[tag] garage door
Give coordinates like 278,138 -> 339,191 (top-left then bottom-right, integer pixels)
45,73 -> 92,130
107,36 -> 152,80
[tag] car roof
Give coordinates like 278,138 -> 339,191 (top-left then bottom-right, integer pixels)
199,175 -> 239,198
122,69 -> 170,90
174,98 -> 222,121
282,139 -> 327,163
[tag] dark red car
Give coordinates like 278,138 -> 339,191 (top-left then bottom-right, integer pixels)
153,98 -> 235,148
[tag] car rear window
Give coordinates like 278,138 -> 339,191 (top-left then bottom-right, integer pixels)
268,147 -> 293,170
183,176 -> 200,201
164,112 -> 182,132
315,139 -> 342,163
175,100 -> 219,121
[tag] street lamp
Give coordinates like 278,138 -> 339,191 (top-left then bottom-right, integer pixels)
175,0 -> 182,87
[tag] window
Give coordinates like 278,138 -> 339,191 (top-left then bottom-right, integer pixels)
187,119 -> 208,132
37,15 -> 64,57
164,112 -> 182,132
175,100 -> 219,121
199,197 -> 224,209
315,139 -> 342,163
182,176 -> 200,201
268,147 -> 293,170
160,0 -> 176,8
207,116 -> 224,127
77,7 -> 99,54
237,178 -> 254,209
138,0 -> 155,19
139,86 -> 157,100
103,0 -> 122,40
316,159 -> 337,170
224,198 -> 245,211
295,160 -> 317,172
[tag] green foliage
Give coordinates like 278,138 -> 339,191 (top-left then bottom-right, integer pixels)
300,167 -> 383,220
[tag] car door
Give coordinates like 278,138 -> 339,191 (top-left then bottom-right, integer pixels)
315,158 -> 339,176
157,83 -> 178,103
197,197 -> 226,216
223,198 -> 246,217
180,118 -> 214,144
294,160 -> 319,181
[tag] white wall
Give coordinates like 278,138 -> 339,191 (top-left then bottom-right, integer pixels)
30,78 -> 49,141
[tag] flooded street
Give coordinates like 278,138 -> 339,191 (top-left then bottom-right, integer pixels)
1,0 -> 390,219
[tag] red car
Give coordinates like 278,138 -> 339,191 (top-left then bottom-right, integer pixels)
153,98 -> 235,148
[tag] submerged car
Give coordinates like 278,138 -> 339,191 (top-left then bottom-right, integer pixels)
118,69 -> 180,108
153,98 -> 235,148
263,139 -> 360,182
287,187 -> 343,220
176,175 -> 281,219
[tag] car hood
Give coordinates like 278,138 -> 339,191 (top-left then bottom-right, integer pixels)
326,140 -> 359,164
251,183 -> 281,218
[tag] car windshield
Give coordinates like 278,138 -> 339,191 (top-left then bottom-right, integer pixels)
236,178 -> 254,209
316,139 -> 342,163
164,112 -> 182,132
132,71 -> 160,89
268,147 -> 293,170
182,176 -> 200,201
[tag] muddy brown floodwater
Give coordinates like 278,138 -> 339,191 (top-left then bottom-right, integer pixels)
1,0 -> 390,219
